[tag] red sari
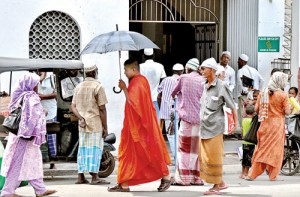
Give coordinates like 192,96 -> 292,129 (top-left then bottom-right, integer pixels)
117,75 -> 171,186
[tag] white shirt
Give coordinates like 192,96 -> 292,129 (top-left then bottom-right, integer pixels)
140,59 -> 166,101
38,73 -> 57,120
217,63 -> 235,92
237,65 -> 264,97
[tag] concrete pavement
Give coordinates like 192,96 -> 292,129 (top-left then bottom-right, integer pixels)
16,173 -> 300,197
43,139 -> 243,176
23,139 -> 300,197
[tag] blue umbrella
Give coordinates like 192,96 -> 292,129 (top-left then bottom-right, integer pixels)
81,25 -> 159,93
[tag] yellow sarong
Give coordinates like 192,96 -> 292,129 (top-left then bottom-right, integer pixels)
200,133 -> 224,184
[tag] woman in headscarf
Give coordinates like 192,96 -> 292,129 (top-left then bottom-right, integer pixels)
1,73 -> 56,197
247,72 -> 292,181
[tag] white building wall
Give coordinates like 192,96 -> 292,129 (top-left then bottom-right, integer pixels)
257,0 -> 285,86
0,0 -> 129,153
226,0 -> 258,99
227,0 -> 259,70
227,0 -> 285,93
291,0 -> 300,88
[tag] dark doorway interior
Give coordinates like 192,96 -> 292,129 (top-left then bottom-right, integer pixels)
129,23 -> 195,76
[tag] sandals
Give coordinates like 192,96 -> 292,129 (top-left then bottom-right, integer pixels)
107,184 -> 130,192
244,176 -> 254,181
36,190 -> 57,197
204,190 -> 222,195
90,179 -> 110,185
157,177 -> 174,192
75,179 -> 89,184
219,184 -> 229,190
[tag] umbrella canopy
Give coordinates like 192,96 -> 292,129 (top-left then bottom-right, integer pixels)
81,27 -> 160,94
81,30 -> 159,55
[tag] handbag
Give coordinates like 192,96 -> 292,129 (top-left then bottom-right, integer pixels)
243,114 -> 260,144
2,97 -> 24,135
241,75 -> 254,88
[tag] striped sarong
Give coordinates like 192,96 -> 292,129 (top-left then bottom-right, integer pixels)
200,133 -> 224,184
77,131 -> 103,173
174,120 -> 202,185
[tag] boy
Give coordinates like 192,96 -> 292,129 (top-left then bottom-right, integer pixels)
240,104 -> 255,179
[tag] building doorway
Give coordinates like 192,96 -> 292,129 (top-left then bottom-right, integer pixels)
129,0 -> 220,73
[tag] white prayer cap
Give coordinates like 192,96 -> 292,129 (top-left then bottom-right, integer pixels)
222,51 -> 231,57
216,65 -> 225,76
172,63 -> 184,71
239,54 -> 249,61
200,57 -> 218,70
84,64 -> 97,73
185,58 -> 199,70
144,48 -> 153,56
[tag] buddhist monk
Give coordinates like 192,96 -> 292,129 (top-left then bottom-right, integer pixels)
108,58 -> 174,192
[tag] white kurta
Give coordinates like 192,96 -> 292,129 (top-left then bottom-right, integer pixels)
140,59 -> 166,101
217,63 -> 236,92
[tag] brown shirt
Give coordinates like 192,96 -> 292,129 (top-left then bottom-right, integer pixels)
72,77 -> 108,132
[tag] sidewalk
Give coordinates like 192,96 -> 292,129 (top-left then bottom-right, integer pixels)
44,139 -> 243,177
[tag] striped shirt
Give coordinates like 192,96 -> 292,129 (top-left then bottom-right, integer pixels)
171,72 -> 204,124
158,74 -> 180,119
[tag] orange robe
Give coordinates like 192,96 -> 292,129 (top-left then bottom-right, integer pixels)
117,74 -> 171,186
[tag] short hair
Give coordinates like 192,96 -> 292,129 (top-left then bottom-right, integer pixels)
245,104 -> 255,115
270,68 -> 281,76
124,58 -> 140,71
289,87 -> 298,95
253,89 -> 260,95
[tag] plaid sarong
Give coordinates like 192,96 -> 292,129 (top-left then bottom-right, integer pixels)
77,131 -> 103,173
174,120 -> 202,185
47,134 -> 57,156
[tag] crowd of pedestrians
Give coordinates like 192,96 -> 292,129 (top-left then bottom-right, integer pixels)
1,48 -> 298,196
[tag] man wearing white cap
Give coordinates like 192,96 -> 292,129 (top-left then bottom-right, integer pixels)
217,51 -> 235,92
171,58 -> 204,186
157,63 -> 184,161
198,57 -> 238,195
140,48 -> 166,120
71,64 -> 110,185
237,54 -> 264,127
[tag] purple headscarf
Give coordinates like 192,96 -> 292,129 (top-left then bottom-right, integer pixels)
9,72 -> 46,146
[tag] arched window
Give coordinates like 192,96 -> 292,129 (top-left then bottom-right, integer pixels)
29,11 -> 80,60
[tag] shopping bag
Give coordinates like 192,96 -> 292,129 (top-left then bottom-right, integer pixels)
223,106 -> 235,135
236,146 -> 243,160
243,114 -> 260,144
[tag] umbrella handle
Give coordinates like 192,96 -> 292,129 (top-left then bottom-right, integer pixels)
113,86 -> 122,94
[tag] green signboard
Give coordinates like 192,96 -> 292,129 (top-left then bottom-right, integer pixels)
258,37 -> 280,52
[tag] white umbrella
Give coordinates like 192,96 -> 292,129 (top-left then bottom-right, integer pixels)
81,25 -> 159,93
